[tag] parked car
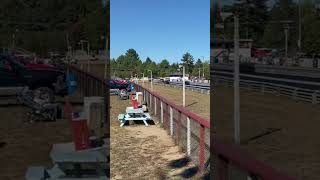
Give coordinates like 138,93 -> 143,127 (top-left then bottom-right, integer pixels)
118,89 -> 129,100
0,54 -> 67,101
109,80 -> 129,95
110,80 -> 128,89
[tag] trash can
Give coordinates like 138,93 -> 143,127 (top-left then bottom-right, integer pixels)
71,112 -> 91,151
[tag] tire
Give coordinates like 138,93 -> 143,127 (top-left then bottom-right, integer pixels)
33,87 -> 55,103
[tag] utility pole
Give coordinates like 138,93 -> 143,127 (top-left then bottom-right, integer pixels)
202,56 -> 205,78
12,33 -> 15,49
183,65 -> 185,107
298,0 -> 302,52
148,70 -> 153,91
141,73 -> 145,86
234,14 -> 240,144
81,41 -> 84,51
104,37 -> 109,79
284,24 -> 289,61
198,68 -> 201,80
179,65 -> 186,107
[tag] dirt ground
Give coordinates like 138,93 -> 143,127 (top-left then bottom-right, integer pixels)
110,95 -> 207,180
140,82 -> 210,120
0,105 -> 72,180
213,86 -> 320,180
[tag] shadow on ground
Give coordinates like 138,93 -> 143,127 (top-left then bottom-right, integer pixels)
167,156 -> 210,179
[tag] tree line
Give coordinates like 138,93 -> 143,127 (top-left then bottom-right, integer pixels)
0,0 -> 108,56
212,0 -> 320,56
110,49 -> 210,79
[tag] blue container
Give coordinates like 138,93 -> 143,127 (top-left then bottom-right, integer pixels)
66,73 -> 77,95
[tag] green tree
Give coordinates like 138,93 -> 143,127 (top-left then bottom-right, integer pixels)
211,2 -> 222,38
262,0 -> 297,50
158,59 -> 170,77
301,0 -> 320,55
181,52 -> 194,74
125,48 -> 142,74
192,58 -> 203,77
233,0 -> 269,43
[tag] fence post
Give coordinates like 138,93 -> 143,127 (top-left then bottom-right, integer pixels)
166,103 -> 170,130
154,97 -> 157,115
160,101 -> 163,124
176,111 -> 181,145
293,88 -> 298,100
277,86 -> 281,96
187,117 -> 191,156
199,125 -> 205,173
312,91 -> 317,104
170,107 -> 173,136
215,156 -> 229,180
149,93 -> 152,111
85,75 -> 88,96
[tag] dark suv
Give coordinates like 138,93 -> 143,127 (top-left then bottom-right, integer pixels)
0,54 -> 67,100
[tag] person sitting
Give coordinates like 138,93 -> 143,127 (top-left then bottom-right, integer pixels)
138,101 -> 148,112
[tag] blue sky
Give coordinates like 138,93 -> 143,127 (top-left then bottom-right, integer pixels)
110,0 -> 210,63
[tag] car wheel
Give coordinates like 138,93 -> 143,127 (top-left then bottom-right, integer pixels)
33,87 -> 55,103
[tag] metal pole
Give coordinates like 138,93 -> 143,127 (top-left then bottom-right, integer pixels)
81,41 -> 84,51
183,66 -> 185,107
198,68 -> 201,80
150,71 -> 153,91
202,56 -> 205,78
285,28 -> 288,61
234,14 -> 240,144
104,38 -> 109,79
298,0 -> 301,51
87,42 -> 90,55
12,33 -> 15,49
142,73 -> 145,86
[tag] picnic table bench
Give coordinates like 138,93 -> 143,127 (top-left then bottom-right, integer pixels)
118,107 -> 152,127
26,139 -> 109,180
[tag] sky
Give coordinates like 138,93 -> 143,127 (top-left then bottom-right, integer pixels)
110,0 -> 210,63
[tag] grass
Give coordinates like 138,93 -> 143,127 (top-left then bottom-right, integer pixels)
139,82 -> 210,120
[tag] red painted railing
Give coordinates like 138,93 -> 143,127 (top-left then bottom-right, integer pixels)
135,83 -> 210,173
135,83 -> 295,179
67,65 -> 109,134
65,65 -> 295,179
213,141 -> 296,180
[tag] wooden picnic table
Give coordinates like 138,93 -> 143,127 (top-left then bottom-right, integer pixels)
118,107 -> 152,127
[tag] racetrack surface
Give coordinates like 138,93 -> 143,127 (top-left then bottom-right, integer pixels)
213,86 -> 320,180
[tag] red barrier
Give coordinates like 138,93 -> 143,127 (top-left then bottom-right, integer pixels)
213,141 -> 296,180
135,83 -> 295,179
64,98 -> 91,151
66,65 -> 295,179
71,116 -> 91,151
135,83 -> 209,173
